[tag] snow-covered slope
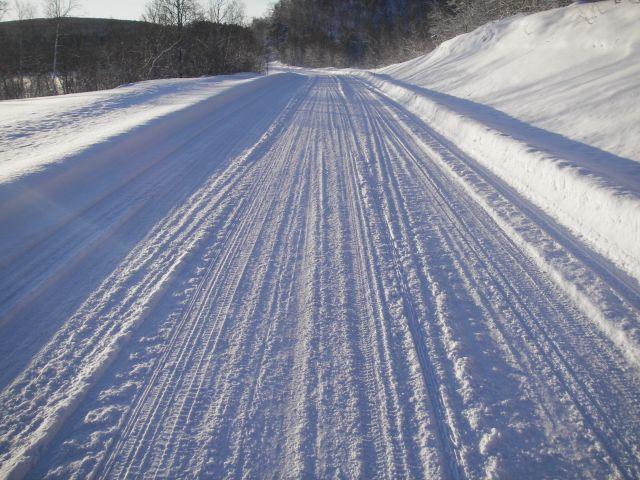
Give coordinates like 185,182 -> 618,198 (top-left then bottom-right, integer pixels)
0,73 -> 260,184
365,0 -> 640,284
1,5 -> 640,480
1,71 -> 639,480
381,1 -> 640,162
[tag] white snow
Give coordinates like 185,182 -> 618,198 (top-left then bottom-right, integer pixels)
0,3 -> 639,479
0,73 -> 260,184
364,0 -> 640,284
381,1 -> 640,162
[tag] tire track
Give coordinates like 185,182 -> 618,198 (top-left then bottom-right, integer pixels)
353,77 -> 640,478
7,71 -> 639,480
98,79 -> 315,479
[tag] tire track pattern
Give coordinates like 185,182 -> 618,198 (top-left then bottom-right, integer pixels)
2,74 -> 639,480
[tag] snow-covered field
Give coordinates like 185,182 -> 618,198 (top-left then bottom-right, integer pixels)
0,2 -> 639,479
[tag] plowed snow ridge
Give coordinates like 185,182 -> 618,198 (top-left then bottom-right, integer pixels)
0,71 -> 639,479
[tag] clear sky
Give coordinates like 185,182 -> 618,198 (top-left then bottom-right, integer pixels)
7,0 -> 273,21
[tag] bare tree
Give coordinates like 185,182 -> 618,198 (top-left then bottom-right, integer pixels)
207,0 -> 246,25
224,0 -> 245,24
0,1 -> 9,20
143,0 -> 201,29
14,0 -> 37,19
43,0 -> 77,17
207,0 -> 224,23
142,0 -> 202,77
43,0 -> 81,93
430,0 -> 572,42
12,0 -> 37,97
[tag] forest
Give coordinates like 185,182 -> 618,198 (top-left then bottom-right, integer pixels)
262,0 -> 574,67
0,0 -> 575,99
0,0 -> 264,99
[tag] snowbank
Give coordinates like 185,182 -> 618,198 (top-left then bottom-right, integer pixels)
365,1 -> 640,283
0,73 -> 289,264
381,1 -> 640,162
0,73 -> 260,184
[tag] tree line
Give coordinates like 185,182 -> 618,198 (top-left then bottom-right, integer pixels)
0,0 -> 580,99
0,0 -> 265,99
260,0 -> 573,68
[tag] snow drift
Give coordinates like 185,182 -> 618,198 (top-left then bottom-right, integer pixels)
381,1 -> 640,162
363,0 -> 640,283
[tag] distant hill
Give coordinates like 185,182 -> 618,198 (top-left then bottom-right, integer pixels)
0,17 -> 264,99
0,17 -> 143,35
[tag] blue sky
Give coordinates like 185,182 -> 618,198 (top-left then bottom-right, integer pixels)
8,0 -> 273,21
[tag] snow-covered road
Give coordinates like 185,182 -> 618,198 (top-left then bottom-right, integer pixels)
1,73 -> 639,479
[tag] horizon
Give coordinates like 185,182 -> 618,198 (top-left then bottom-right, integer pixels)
1,1 -> 638,479
2,0 -> 272,22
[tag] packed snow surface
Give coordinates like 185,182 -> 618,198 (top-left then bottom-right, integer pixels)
373,0 -> 640,284
0,74 -> 261,184
381,1 -> 640,162
1,3 -> 640,480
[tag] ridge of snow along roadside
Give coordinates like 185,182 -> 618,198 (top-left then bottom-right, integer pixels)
0,73 -> 262,185
360,0 -> 640,283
